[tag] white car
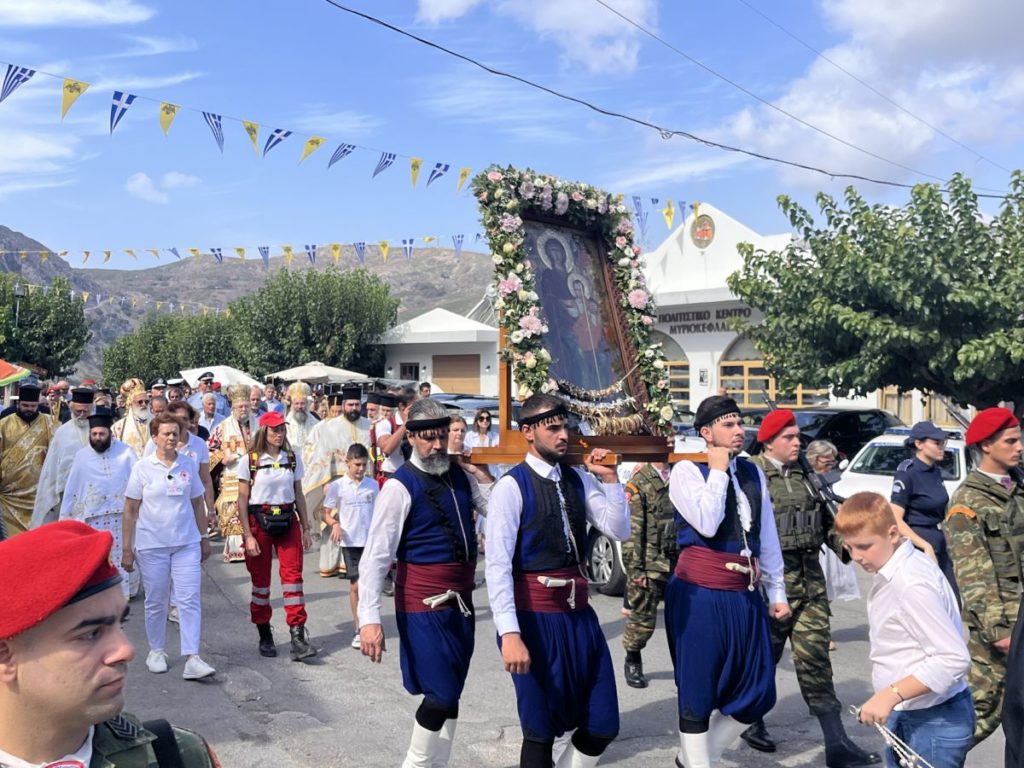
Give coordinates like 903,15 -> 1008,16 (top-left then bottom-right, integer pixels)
832,428 -> 971,501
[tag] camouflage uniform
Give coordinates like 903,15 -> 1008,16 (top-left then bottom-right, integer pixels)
622,464 -> 676,652
89,711 -> 218,767
752,455 -> 842,716
945,470 -> 1024,744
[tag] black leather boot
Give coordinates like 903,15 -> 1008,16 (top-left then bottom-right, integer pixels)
289,625 -> 317,661
740,719 -> 776,753
825,737 -> 882,767
257,622 -> 276,658
623,658 -> 648,688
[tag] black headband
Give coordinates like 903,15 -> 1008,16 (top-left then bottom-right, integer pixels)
406,416 -> 452,434
693,395 -> 741,431
519,405 -> 569,427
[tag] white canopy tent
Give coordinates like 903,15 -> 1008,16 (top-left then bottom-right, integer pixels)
265,361 -> 367,384
181,365 -> 261,388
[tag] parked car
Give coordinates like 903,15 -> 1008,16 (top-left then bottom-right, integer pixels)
832,428 -> 970,501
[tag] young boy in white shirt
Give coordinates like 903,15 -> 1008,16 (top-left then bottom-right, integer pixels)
322,443 -> 378,648
835,491 -> 973,768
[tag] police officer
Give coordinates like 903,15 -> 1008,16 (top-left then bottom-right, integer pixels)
890,421 -> 958,598
621,461 -> 676,689
1004,591 -> 1024,767
745,409 -> 880,767
945,406 -> 1024,744
0,520 -> 219,767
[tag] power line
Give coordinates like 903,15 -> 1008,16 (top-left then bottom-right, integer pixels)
732,0 -> 1012,175
318,0 -> 1010,199
590,0 -> 1005,190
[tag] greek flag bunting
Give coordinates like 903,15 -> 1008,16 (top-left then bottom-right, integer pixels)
632,195 -> 643,217
263,128 -> 291,157
650,197 -> 660,206
353,241 -> 366,264
678,200 -> 687,220
328,143 -> 356,169
258,246 -> 270,267
427,162 -> 449,187
211,247 -> 223,263
402,239 -> 414,260
203,112 -> 225,152
372,152 -> 396,178
109,91 -> 136,133
452,234 -> 464,258
167,247 -> 181,260
82,251 -> 90,264
305,244 -> 317,265
103,251 -> 111,263
0,65 -> 35,104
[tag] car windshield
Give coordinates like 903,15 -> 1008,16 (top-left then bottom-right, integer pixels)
849,444 -> 963,481
793,411 -> 833,433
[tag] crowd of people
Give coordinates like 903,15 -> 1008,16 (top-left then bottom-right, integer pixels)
0,376 -> 1021,768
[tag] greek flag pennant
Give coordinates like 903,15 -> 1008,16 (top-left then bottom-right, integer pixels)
402,239 -> 414,260
427,163 -> 449,187
0,65 -> 35,104
167,247 -> 181,260
632,196 -> 643,217
328,143 -> 355,169
650,197 -> 660,206
353,241 -> 366,264
452,234 -> 464,258
242,121 -> 260,154
305,244 -> 317,265
211,247 -> 223,263
372,152 -> 396,178
109,91 -> 136,133
410,157 -> 423,188
82,250 -> 90,264
95,293 -> 101,304
61,79 -> 89,120
258,246 -> 269,267
455,167 -> 471,194
330,244 -> 341,263
159,103 -> 179,136
103,250 -> 112,263
203,112 -> 225,152
678,200 -> 687,220
263,128 -> 291,157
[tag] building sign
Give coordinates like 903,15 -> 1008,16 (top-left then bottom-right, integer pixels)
658,306 -> 751,335
690,214 -> 715,248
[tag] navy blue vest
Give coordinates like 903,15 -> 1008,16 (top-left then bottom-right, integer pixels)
508,461 -> 588,573
395,463 -> 476,564
675,459 -> 763,556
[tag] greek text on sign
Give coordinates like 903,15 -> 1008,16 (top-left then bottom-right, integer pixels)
658,307 -> 751,335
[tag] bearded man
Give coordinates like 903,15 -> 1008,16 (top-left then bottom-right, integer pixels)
111,379 -> 151,458
285,380 -> 319,461
208,385 -> 259,562
58,408 -> 138,597
32,387 -> 96,528
0,384 -> 55,539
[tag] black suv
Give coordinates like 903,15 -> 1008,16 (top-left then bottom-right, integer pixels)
743,407 -> 903,459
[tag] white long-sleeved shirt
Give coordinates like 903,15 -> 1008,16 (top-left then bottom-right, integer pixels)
668,458 -> 787,605
485,453 -> 630,637
356,456 -> 491,627
868,539 -> 970,710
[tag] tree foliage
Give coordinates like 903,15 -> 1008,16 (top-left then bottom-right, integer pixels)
102,268 -> 398,385
0,274 -> 90,377
726,172 -> 1024,411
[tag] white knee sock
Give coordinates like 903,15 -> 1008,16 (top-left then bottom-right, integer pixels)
677,731 -> 711,768
706,712 -> 748,764
432,720 -> 456,768
554,745 -> 602,768
402,722 -> 441,768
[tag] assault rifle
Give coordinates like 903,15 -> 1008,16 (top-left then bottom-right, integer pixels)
933,393 -> 1024,485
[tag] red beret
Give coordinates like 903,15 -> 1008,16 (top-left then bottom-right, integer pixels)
259,410 -> 285,428
0,521 -> 122,639
758,409 -> 798,443
965,407 -> 1019,446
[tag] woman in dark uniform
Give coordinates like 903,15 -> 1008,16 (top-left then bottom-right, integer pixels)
889,421 -> 959,599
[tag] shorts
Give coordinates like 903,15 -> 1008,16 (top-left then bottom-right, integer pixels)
342,547 -> 364,581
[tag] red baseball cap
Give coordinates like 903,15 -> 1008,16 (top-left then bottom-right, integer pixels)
757,409 -> 797,443
259,411 -> 286,428
965,407 -> 1018,446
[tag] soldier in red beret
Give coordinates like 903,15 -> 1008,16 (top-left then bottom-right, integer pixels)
945,406 -> 1024,744
0,521 -> 218,767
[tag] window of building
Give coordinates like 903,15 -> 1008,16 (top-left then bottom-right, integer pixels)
648,330 -> 689,411
399,363 -> 420,381
719,335 -> 829,408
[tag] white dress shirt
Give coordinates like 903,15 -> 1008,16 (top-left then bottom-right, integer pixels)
668,458 -> 787,605
868,539 -> 970,710
323,475 -> 378,547
357,456 -> 491,628
0,727 -> 93,768
485,453 -> 630,637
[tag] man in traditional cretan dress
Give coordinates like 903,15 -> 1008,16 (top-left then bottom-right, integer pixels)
208,385 -> 259,562
0,384 -> 55,539
302,385 -> 370,576
111,379 -> 151,458
31,387 -> 95,528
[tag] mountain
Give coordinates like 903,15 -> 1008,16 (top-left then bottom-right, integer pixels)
0,227 -> 493,378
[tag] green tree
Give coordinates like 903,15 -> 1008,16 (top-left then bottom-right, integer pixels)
0,275 -> 90,377
726,172 -> 1024,412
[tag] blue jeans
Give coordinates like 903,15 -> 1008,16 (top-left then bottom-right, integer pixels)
884,688 -> 974,768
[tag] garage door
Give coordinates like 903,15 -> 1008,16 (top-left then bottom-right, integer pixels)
433,354 -> 480,394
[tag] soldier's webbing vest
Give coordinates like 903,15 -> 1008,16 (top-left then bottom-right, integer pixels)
753,455 -> 824,551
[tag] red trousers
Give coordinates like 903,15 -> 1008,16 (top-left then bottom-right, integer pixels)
245,514 -> 307,627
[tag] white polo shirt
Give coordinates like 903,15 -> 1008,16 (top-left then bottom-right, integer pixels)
323,475 -> 377,547
125,451 -> 204,550
373,418 -> 406,474
143,432 -> 210,466
236,450 -> 304,505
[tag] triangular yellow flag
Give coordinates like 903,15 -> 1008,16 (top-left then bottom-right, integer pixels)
456,166 -> 471,194
124,249 -> 137,260
103,250 -> 111,263
145,248 -> 160,259
131,297 -> 139,308
159,103 -> 179,136
299,136 -> 325,164
379,240 -> 390,262
692,201 -> 700,220
423,236 -> 436,245
202,306 -> 210,317
282,245 -> 293,265
242,121 -> 260,154
81,291 -> 90,304
662,199 -> 675,231
17,250 -> 27,260
330,243 -> 341,263
58,250 -> 68,259
225,308 -> 231,319
410,158 -> 423,188
26,284 -> 35,295
40,251 -> 49,262
156,301 -> 163,311
61,79 -> 89,120
189,248 -> 201,258
235,247 -> 246,261
82,250 -> 90,264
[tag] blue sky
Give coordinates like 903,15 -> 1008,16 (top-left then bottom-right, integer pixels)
0,0 -> 1021,270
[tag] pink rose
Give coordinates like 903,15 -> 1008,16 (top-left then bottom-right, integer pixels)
630,260 -> 638,268
632,245 -> 642,256
487,171 -> 504,182
498,274 -> 523,296
571,190 -> 584,202
519,308 -> 544,336
478,191 -> 488,202
627,289 -> 648,310
642,315 -> 653,326
615,236 -> 627,248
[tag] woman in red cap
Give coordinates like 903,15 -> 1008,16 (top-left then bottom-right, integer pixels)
236,410 -> 316,661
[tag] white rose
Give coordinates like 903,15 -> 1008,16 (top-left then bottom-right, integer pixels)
503,242 -> 515,254
525,357 -> 537,369
540,324 -> 549,334
519,387 -> 533,399
518,289 -> 530,300
515,263 -> 524,273
529,291 -> 538,301
494,188 -> 505,198
618,257 -> 630,266
492,253 -> 503,264
540,381 -> 551,392
653,359 -> 665,369
511,330 -> 524,343
494,298 -> 505,309
660,405 -> 675,421
539,349 -> 551,361
644,349 -> 655,359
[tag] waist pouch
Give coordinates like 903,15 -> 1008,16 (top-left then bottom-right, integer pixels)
249,503 -> 295,537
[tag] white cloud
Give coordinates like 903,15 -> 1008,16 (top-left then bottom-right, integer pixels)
607,151 -> 749,190
0,0 -> 153,26
92,71 -> 203,90
104,34 -> 199,58
124,172 -> 167,203
287,106 -> 383,137
0,133 -> 77,175
161,171 -> 200,188
417,0 -> 482,24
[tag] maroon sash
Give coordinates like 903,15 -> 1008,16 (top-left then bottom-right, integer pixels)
513,567 -> 589,613
674,546 -> 760,591
394,561 -> 476,613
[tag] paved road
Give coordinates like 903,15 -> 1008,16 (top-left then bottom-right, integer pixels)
122,550 -> 1005,767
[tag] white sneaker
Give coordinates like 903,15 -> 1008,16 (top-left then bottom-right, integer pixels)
146,649 -> 168,674
168,605 -> 180,624
351,633 -> 362,649
182,655 -> 216,680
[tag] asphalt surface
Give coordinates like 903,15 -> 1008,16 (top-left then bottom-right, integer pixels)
121,549 -> 1006,767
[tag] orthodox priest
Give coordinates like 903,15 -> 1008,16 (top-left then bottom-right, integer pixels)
111,378 -> 151,458
208,385 -> 259,562
31,387 -> 95,528
58,407 -> 138,597
0,384 -> 55,539
285,380 -> 319,467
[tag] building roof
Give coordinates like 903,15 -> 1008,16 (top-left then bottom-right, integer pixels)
381,307 -> 498,345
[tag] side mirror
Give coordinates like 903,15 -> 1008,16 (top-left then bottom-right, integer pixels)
838,459 -> 849,471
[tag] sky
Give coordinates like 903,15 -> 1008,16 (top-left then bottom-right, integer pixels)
0,0 -> 1021,270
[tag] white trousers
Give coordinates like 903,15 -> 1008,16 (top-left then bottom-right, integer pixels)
136,543 -> 203,656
